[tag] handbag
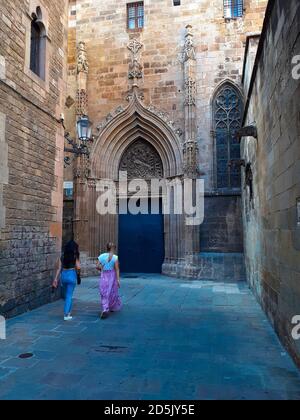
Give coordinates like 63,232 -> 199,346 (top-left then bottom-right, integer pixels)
77,270 -> 82,286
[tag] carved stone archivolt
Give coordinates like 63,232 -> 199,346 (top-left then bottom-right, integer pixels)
96,91 -> 182,145
119,139 -> 164,180
96,105 -> 125,133
91,90 -> 183,180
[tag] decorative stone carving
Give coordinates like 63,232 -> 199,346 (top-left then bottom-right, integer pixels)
176,128 -> 184,137
184,77 -> 196,106
119,139 -> 163,179
96,93 -> 182,143
127,39 -> 144,88
182,25 -> 199,178
183,24 -> 196,62
115,106 -> 125,115
183,140 -> 200,178
96,106 -> 125,133
76,89 -> 88,115
138,91 -> 145,101
73,162 -> 90,181
127,90 -> 145,102
77,41 -> 89,74
147,104 -> 169,121
65,96 -> 75,109
87,178 -> 97,189
76,41 -> 89,116
127,39 -> 143,56
128,58 -> 143,81
148,104 -> 180,130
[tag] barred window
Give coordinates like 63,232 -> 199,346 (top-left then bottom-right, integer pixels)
127,2 -> 144,30
224,0 -> 244,19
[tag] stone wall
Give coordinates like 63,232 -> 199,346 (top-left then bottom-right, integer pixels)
66,0 -> 267,189
201,194 -> 244,253
0,0 -> 68,317
65,0 -> 267,268
241,0 -> 300,366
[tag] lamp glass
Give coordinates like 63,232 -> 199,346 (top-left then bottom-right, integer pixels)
77,115 -> 92,142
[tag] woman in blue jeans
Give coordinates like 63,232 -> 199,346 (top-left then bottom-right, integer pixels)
53,241 -> 81,321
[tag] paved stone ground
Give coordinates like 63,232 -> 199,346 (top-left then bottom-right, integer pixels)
0,275 -> 300,400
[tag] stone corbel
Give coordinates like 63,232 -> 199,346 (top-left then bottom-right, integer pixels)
237,125 -> 258,142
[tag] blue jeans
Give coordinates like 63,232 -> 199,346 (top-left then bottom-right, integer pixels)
61,269 -> 77,315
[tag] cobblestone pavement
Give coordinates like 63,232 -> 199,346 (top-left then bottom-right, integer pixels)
0,275 -> 300,400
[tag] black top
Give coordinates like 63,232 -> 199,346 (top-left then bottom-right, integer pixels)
61,240 -> 80,270
61,255 -> 76,270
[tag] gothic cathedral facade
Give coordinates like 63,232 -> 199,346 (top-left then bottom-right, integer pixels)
64,0 -> 268,278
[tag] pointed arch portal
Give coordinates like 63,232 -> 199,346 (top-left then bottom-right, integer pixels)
90,94 -> 183,180
80,93 -> 184,274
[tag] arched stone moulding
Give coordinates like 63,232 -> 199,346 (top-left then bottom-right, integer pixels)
211,78 -> 244,104
210,79 -> 245,191
24,1 -> 51,91
90,92 -> 184,181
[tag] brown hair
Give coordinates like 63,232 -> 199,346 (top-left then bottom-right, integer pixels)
107,242 -> 116,263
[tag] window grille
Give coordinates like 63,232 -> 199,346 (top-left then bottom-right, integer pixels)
127,2 -> 144,30
224,0 -> 244,19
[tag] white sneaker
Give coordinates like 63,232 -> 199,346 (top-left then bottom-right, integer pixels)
64,316 -> 73,321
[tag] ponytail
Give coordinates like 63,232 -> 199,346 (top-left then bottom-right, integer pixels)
106,242 -> 116,263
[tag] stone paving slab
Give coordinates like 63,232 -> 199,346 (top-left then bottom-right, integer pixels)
0,274 -> 300,400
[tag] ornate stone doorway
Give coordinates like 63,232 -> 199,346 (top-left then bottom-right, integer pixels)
118,139 -> 165,273
76,92 -> 187,276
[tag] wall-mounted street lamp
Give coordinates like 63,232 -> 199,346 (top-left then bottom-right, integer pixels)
63,115 -> 94,166
76,115 -> 93,143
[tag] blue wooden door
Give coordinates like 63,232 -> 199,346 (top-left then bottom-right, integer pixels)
118,201 -> 165,273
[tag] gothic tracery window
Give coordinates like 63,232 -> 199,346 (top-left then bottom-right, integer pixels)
213,83 -> 243,190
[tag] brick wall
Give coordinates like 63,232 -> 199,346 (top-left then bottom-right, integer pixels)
242,0 -> 300,366
0,0 -> 68,317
